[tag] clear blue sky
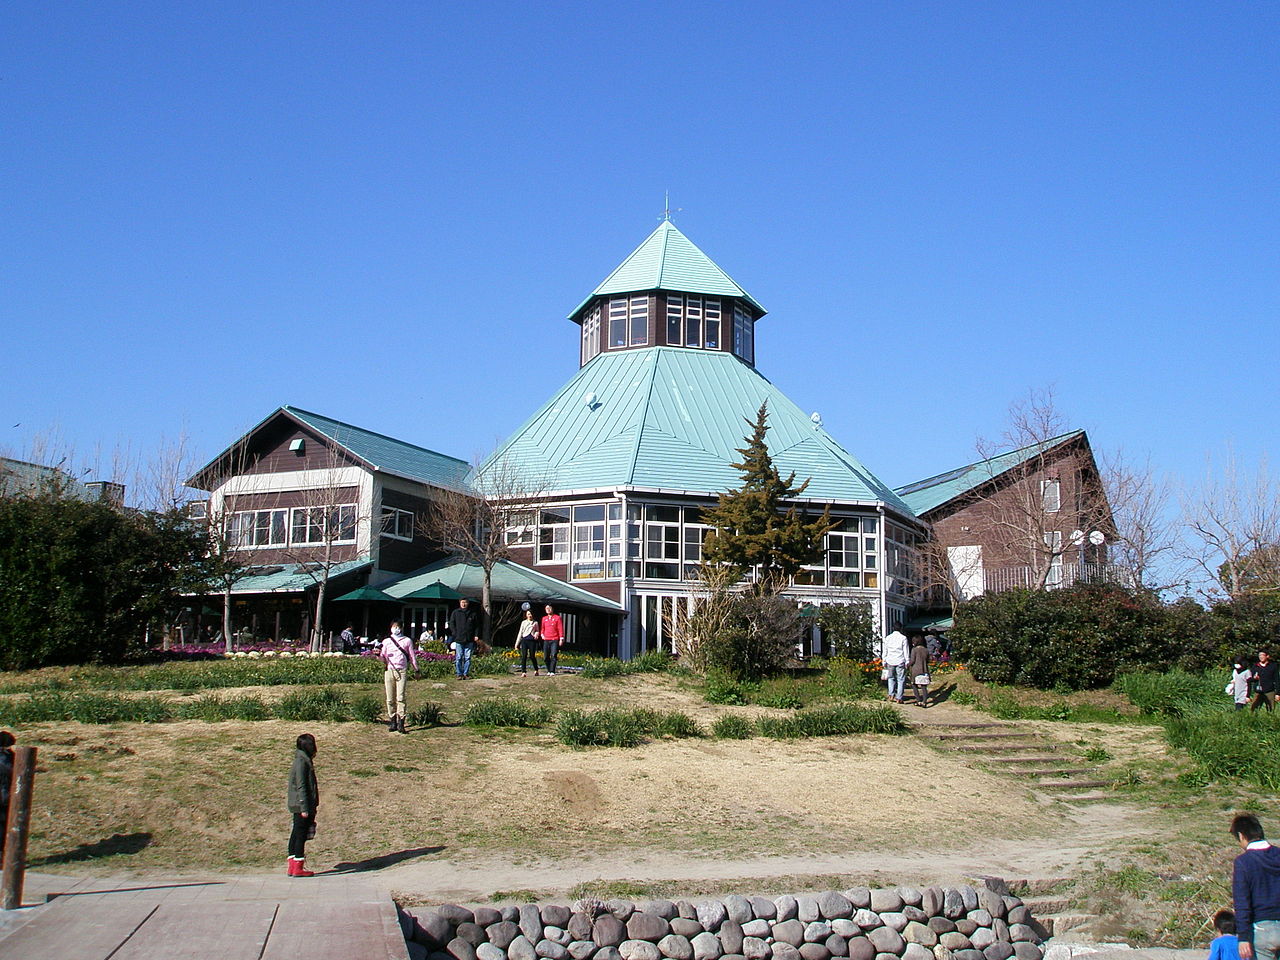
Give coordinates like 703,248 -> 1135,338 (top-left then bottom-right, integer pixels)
2,2 -> 1276,505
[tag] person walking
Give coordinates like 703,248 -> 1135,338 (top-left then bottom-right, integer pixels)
515,609 -> 540,677
286,733 -> 319,877
339,624 -> 357,654
540,604 -> 565,676
1253,650 -> 1277,712
379,621 -> 418,733
908,635 -> 931,708
449,598 -> 482,679
881,627 -> 908,703
1230,658 -> 1254,710
1230,813 -> 1280,960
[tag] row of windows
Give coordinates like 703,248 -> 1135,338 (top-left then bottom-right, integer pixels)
229,505 -> 357,549
515,501 -> 894,586
580,296 -> 757,364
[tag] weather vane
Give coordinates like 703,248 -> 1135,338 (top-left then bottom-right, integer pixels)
662,191 -> 682,222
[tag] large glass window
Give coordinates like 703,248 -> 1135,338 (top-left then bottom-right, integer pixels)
571,504 -> 607,580
666,296 -> 721,349
290,505 -> 356,545
1041,478 -> 1061,513
608,296 -> 650,348
229,508 -> 287,548
538,508 -> 570,562
504,510 -> 535,546
733,305 -> 754,363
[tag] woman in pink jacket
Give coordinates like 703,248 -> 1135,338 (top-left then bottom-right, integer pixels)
539,605 -> 564,676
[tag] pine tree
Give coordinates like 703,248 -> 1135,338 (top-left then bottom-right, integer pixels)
702,403 -> 833,579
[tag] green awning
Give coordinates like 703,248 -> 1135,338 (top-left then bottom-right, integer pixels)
903,614 -> 954,631
402,581 -> 464,601
332,585 -> 398,603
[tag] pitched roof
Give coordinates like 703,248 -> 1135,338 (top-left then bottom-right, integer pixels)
0,457 -> 93,501
893,429 -> 1086,516
282,407 -> 471,490
189,407 -> 470,492
379,558 -> 625,612
227,556 -> 374,594
571,220 -> 764,319
477,347 -> 915,514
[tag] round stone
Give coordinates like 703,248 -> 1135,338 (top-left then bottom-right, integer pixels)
1012,946 -> 1041,960
774,920 -> 806,946
408,909 -> 453,948
881,915 -> 908,934
942,892 -> 964,922
773,946 -> 801,960
660,935 -> 694,960
628,915 -> 673,943
476,908 -> 503,927
797,898 -> 821,924
800,946 -> 831,960
692,932 -> 724,960
954,922 -> 977,938
609,902 -> 637,923
804,922 -> 833,943
509,936 -> 536,960
844,889 -> 871,910
965,912 -> 991,929
970,931 -> 995,951
921,890 -> 943,919
831,921 -> 858,939
520,906 -> 545,944
720,922 -> 745,954
620,942 -> 662,960
725,897 -> 754,925
489,923 -> 523,951
1005,909 -> 1029,927
595,917 -> 627,948
544,907 -> 573,928
818,893 -> 854,921
596,950 -> 623,960
569,916 -> 595,941
570,944 -> 597,960
750,898 -> 777,921
903,945 -> 931,960
983,945 -> 1014,960
743,938 -> 772,960
939,935 -> 970,952
902,908 -> 927,924
644,903 -> 678,922
847,938 -> 875,960
441,905 -> 478,925
825,935 -> 848,957
869,890 -> 904,914
978,892 -> 1005,921
926,919 -> 955,936
671,920 -> 704,939
902,923 -> 936,948
458,924 -> 489,946
536,942 -> 569,960
776,897 -> 799,922
1007,927 -> 1036,945
448,938 -> 479,960
897,889 -> 923,909
741,920 -> 770,939
478,946 -> 506,960
866,927 -> 905,956
678,904 -> 699,921
853,911 -> 882,930
698,903 -> 729,931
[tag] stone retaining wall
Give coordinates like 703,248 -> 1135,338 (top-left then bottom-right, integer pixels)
399,884 -> 1047,960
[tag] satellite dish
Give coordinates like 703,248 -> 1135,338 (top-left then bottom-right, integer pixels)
1070,529 -> 1085,546
1089,531 -> 1105,545
583,391 -> 599,408
810,412 -> 823,427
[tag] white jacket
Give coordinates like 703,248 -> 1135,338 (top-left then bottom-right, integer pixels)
881,630 -> 909,667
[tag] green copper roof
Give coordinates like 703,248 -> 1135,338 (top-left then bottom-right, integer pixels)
477,347 -> 914,515
894,430 -> 1086,516
570,221 -> 764,319
380,558 -> 624,612
283,407 -> 471,491
229,556 -> 373,594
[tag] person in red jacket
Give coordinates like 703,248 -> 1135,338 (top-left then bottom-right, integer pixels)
539,604 -> 565,676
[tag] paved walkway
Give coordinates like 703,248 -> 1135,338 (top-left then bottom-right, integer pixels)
0,870 -> 407,960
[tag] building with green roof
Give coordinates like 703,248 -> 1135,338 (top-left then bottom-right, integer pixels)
478,218 -> 926,656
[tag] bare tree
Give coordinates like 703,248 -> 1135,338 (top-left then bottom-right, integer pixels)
1103,452 -> 1183,595
1183,451 -> 1280,602
424,454 -> 548,646
956,388 -> 1114,591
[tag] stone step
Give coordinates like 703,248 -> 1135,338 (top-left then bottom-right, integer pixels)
981,755 -> 1064,764
1036,779 -> 1112,790
1021,897 -> 1074,914
1038,913 -> 1098,937
927,732 -> 1040,741
1058,790 -> 1113,802
920,722 -> 1014,730
1002,768 -> 1093,778
957,742 -> 1055,753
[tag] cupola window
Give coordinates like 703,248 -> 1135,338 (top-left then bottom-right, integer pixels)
732,304 -> 755,364
580,305 -> 601,364
666,295 -> 721,349
608,296 -> 649,348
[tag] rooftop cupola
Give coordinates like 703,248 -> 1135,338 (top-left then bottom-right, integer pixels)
570,220 -> 766,368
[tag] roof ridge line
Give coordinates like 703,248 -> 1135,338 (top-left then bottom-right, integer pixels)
623,350 -> 663,484
286,405 -> 469,466
894,428 -> 1085,493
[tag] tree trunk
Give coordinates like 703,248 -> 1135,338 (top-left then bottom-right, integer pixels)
223,588 -> 234,654
482,565 -> 493,646
313,579 -> 328,653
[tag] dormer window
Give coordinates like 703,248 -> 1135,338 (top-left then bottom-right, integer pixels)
581,305 -> 601,364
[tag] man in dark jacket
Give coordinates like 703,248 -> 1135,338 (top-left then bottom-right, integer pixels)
1253,651 -> 1277,712
448,598 -> 482,679
1232,813 -> 1280,959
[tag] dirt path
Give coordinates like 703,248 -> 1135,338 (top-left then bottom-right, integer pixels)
383,798 -> 1159,902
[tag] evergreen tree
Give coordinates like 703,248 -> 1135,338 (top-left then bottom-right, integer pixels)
702,403 -> 833,579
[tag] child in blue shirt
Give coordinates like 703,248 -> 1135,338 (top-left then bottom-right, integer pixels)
1208,909 -> 1238,960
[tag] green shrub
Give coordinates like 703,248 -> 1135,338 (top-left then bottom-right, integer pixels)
580,650 -> 674,678
950,690 -> 978,705
463,697 -> 553,728
1115,669 -> 1227,717
407,702 -> 444,728
704,671 -> 750,705
1165,709 -> 1280,789
175,694 -> 271,722
815,602 -> 876,661
952,583 -> 1217,691
274,687 -> 352,722
0,691 -> 176,724
755,687 -> 804,710
554,708 -> 647,747
711,714 -> 754,739
651,711 -> 702,739
756,703 -> 905,739
351,694 -> 382,723
1084,746 -> 1112,762
821,658 -> 872,700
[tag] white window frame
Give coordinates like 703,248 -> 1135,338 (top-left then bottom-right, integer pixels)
1041,478 -> 1061,514
380,506 -> 415,541
608,296 -> 650,348
290,504 -> 357,546
229,508 -> 288,549
581,305 -> 601,364
1044,530 -> 1064,586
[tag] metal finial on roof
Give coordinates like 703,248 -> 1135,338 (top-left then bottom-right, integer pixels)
662,191 -> 682,222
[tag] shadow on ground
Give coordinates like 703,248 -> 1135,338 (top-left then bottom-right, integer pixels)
326,845 -> 446,874
30,832 -> 153,866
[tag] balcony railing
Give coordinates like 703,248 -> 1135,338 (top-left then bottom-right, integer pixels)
984,561 -> 1130,594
